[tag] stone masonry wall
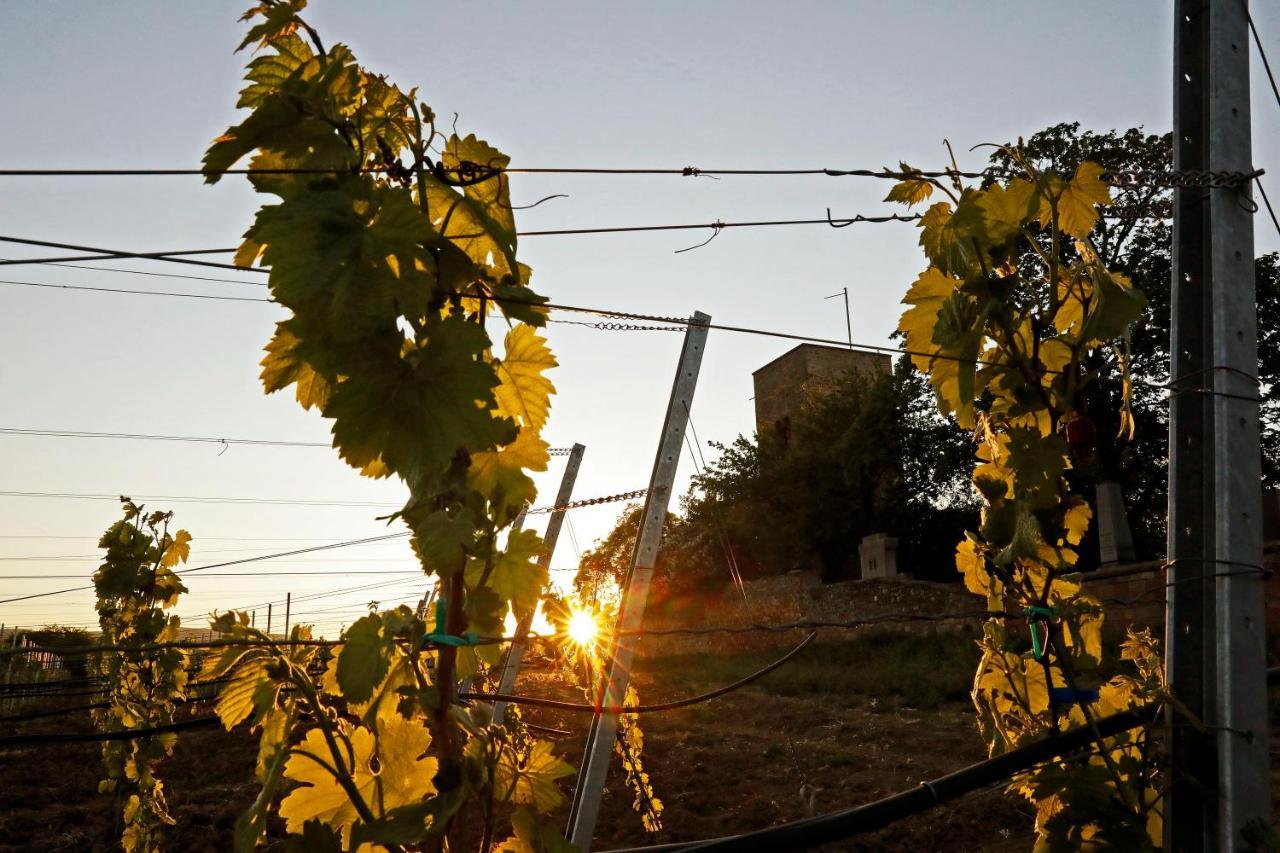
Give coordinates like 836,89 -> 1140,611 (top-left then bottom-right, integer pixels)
636,541 -> 1280,658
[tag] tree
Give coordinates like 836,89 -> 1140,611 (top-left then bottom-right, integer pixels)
578,358 -> 979,595
989,123 -> 1280,558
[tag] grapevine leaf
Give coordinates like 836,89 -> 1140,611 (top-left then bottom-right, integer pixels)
408,507 -> 481,578
423,172 -> 517,279
216,657 -> 270,730
496,741 -> 575,812
238,33 -> 313,108
443,134 -> 516,247
348,800 -> 437,846
249,180 -> 432,340
493,324 -> 557,430
898,267 -> 960,372
1004,428 -> 1067,510
1046,161 -> 1111,239
278,719 -> 437,847
336,615 -> 392,704
261,321 -> 333,411
956,535 -> 997,599
237,0 -> 307,52
882,162 -> 934,207
236,731 -> 293,852
1061,498 -> 1092,546
468,427 -> 549,518
976,179 -> 1037,243
918,195 -> 983,276
1077,270 -> 1146,345
467,528 -> 547,618
160,530 -> 192,568
280,820 -> 343,853
326,316 -> 515,483
496,808 -> 577,853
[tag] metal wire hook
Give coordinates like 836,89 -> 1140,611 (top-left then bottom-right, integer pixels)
674,220 -> 725,253
826,208 -> 862,228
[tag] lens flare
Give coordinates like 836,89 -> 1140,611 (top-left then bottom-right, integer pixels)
566,607 -> 599,649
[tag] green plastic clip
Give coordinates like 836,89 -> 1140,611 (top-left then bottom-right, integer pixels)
424,599 -> 481,648
1023,605 -> 1059,661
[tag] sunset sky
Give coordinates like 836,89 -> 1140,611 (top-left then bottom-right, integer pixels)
2,1 -> 1278,636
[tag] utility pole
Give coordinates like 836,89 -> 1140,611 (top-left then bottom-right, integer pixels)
824,287 -> 852,349
1167,1 -> 1268,849
567,312 -> 710,850
266,602 -> 273,636
491,442 -> 586,726
283,592 -> 291,638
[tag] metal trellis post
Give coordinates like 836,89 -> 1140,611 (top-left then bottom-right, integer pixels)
1167,1 -> 1269,849
491,442 -> 586,726
566,311 -> 710,850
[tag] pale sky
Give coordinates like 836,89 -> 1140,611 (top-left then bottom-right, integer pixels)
2,1 -> 1278,636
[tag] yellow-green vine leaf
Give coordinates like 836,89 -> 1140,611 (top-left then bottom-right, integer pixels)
882,162 -> 934,207
494,324 -> 557,430
160,530 -> 192,568
325,316 -> 515,483
1061,498 -> 1092,546
335,614 -> 392,704
495,808 -> 578,853
278,718 -> 437,846
496,740 -> 575,812
468,426 -> 549,517
216,657 -> 270,730
467,528 -> 548,618
976,178 -> 1037,244
260,322 -> 333,411
1039,162 -> 1111,240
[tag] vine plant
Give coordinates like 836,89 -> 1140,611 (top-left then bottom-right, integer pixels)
885,152 -> 1165,848
199,1 -> 576,849
94,498 -> 192,852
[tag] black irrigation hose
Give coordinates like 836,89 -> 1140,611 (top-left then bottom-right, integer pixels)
0,714 -> 221,747
460,632 -> 816,714
606,665 -> 1280,852
2,635 -> 808,742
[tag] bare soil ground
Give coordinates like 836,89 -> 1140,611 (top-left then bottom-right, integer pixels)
0,632 -> 1176,852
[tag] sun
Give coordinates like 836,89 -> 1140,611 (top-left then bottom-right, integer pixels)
566,607 -> 600,650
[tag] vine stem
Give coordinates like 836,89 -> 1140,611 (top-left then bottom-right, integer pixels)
1044,628 -> 1142,816
283,658 -> 403,853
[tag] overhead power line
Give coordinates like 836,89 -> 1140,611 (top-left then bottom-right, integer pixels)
0,213 -> 922,272
0,425 -> 576,458
0,165 -> 1258,187
0,164 -> 987,179
0,490 -> 400,508
0,278 -> 272,302
0,427 -> 328,448
0,532 -> 410,605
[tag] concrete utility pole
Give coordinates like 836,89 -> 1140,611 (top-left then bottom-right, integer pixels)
566,312 -> 710,850
491,442 -> 585,726
1167,1 -> 1269,849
